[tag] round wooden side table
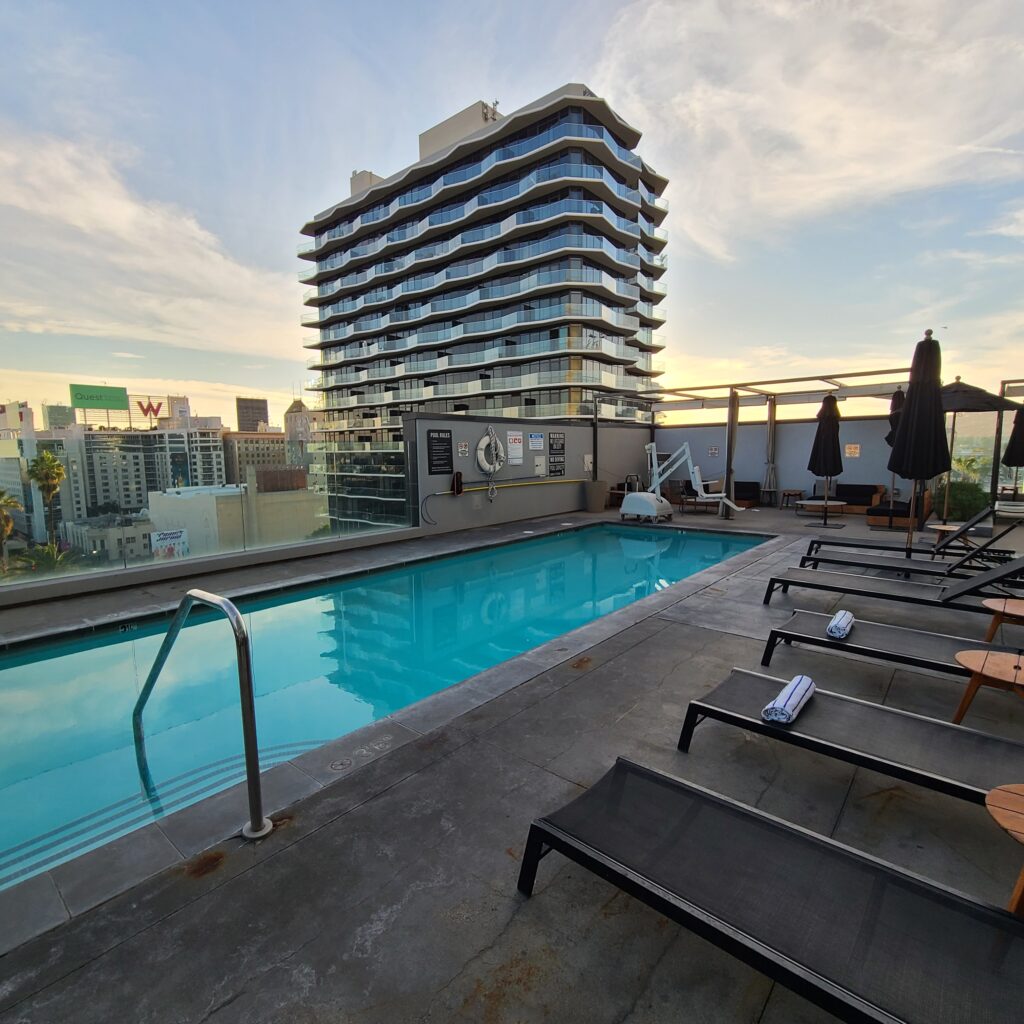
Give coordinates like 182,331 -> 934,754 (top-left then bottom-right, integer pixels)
985,784 -> 1024,917
982,597 -> 1024,644
952,649 -> 1024,724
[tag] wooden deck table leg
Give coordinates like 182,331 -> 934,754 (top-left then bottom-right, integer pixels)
984,612 -> 1004,644
952,673 -> 986,724
1010,865 -> 1024,918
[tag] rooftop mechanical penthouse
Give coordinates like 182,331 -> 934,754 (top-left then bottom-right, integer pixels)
299,84 -> 668,532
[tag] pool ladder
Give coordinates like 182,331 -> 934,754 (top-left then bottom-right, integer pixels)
132,589 -> 273,840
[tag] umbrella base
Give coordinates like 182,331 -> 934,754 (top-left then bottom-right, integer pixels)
804,522 -> 845,529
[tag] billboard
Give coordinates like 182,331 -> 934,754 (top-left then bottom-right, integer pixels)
69,383 -> 129,410
150,529 -> 189,560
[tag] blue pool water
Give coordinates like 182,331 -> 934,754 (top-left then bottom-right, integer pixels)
0,524 -> 763,888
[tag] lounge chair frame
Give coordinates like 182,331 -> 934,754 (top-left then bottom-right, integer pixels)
677,669 -> 1024,804
805,506 -> 999,559
761,610 -> 1023,678
762,555 -> 1024,613
517,757 -> 1024,1024
801,522 -> 1019,577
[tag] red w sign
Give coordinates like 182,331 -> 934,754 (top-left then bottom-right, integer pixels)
137,400 -> 163,417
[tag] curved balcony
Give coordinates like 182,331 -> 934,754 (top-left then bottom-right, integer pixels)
304,263 -> 639,333
310,333 -> 639,387
319,367 -> 643,411
310,298 -> 640,361
302,223 -> 642,310
637,274 -> 668,298
300,116 -> 646,248
300,155 -> 642,265
299,181 -> 642,288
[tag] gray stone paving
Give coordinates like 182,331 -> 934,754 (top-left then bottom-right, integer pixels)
1,510 -> 1023,1022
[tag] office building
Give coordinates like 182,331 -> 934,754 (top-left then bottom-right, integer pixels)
41,405 -> 76,430
236,397 -> 270,433
299,83 -> 667,529
222,431 -> 288,484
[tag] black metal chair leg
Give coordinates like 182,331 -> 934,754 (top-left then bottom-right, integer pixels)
517,825 -> 547,896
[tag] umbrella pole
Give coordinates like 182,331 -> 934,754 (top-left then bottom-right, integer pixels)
943,411 -> 958,523
904,484 -> 918,558
888,471 -> 896,529
823,476 -> 829,527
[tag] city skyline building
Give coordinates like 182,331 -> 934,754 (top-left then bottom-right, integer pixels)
236,396 -> 270,432
222,430 -> 288,484
299,83 -> 667,530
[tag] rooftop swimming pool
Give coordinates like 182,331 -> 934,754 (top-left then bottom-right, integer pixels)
0,524 -> 765,889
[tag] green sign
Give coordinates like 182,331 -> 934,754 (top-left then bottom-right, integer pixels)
69,383 -> 130,410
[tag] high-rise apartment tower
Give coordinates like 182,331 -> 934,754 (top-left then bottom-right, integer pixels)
236,397 -> 270,433
299,84 -> 667,529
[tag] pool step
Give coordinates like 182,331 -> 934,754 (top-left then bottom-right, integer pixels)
0,739 -> 325,891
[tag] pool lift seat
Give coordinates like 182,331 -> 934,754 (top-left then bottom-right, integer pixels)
621,442 -> 741,522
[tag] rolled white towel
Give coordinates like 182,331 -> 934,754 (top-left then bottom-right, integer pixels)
826,610 -> 855,639
762,675 -> 815,724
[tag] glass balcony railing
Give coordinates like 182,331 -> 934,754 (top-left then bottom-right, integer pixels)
320,367 -> 640,410
311,331 -> 640,385
305,262 -> 640,330
312,298 -> 639,357
298,182 -> 643,287
299,116 -> 646,254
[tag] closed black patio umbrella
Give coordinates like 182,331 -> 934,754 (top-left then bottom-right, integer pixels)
807,394 -> 843,528
887,330 -> 951,555
1003,409 -> 1024,495
884,387 -> 905,529
939,377 -> 1021,521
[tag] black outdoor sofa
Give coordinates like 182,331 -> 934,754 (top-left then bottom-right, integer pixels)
517,757 -> 1024,1023
762,609 -> 1024,678
763,554 -> 1024,613
678,668 -> 1024,803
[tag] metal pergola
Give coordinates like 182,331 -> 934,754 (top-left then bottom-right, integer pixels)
637,367 -> 912,519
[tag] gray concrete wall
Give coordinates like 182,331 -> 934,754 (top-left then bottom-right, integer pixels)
407,414 -> 650,533
655,415 -> 915,498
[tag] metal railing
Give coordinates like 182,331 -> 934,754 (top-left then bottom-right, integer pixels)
131,589 -> 273,840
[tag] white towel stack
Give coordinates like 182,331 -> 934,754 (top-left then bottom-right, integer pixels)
761,675 -> 815,724
826,610 -> 855,639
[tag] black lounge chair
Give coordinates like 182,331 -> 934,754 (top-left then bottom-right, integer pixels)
518,758 -> 1024,1023
798,524 -> 1021,580
762,554 -> 1024,614
678,668 -> 1024,803
762,609 -> 1024,678
806,506 -> 1011,559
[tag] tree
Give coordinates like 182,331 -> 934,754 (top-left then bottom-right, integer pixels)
0,488 -> 23,574
27,450 -> 66,546
13,542 -> 82,576
951,455 -> 980,484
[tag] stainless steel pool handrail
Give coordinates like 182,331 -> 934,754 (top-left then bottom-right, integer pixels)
132,589 -> 273,840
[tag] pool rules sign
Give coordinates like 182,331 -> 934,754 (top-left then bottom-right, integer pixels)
426,429 -> 453,474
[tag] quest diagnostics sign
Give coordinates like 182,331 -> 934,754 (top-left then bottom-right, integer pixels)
69,383 -> 130,411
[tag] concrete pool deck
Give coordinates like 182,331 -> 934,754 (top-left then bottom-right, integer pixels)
1,509 -> 1023,1022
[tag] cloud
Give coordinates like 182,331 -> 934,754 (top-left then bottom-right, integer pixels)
594,0 -> 1024,259
981,202 -> 1024,239
110,350 -> 144,359
0,131 -> 303,359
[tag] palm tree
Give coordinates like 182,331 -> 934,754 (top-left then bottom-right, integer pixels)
951,455 -> 980,483
0,488 -> 23,574
14,543 -> 82,576
27,450 -> 66,546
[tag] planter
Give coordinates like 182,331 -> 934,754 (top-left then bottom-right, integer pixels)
584,480 -> 610,513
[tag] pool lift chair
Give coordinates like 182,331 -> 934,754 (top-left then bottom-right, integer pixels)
621,442 -> 742,522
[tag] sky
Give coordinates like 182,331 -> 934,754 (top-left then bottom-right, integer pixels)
1,0 -> 1022,428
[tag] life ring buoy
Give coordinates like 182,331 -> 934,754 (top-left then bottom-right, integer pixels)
476,431 -> 506,474
481,591 -> 508,626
